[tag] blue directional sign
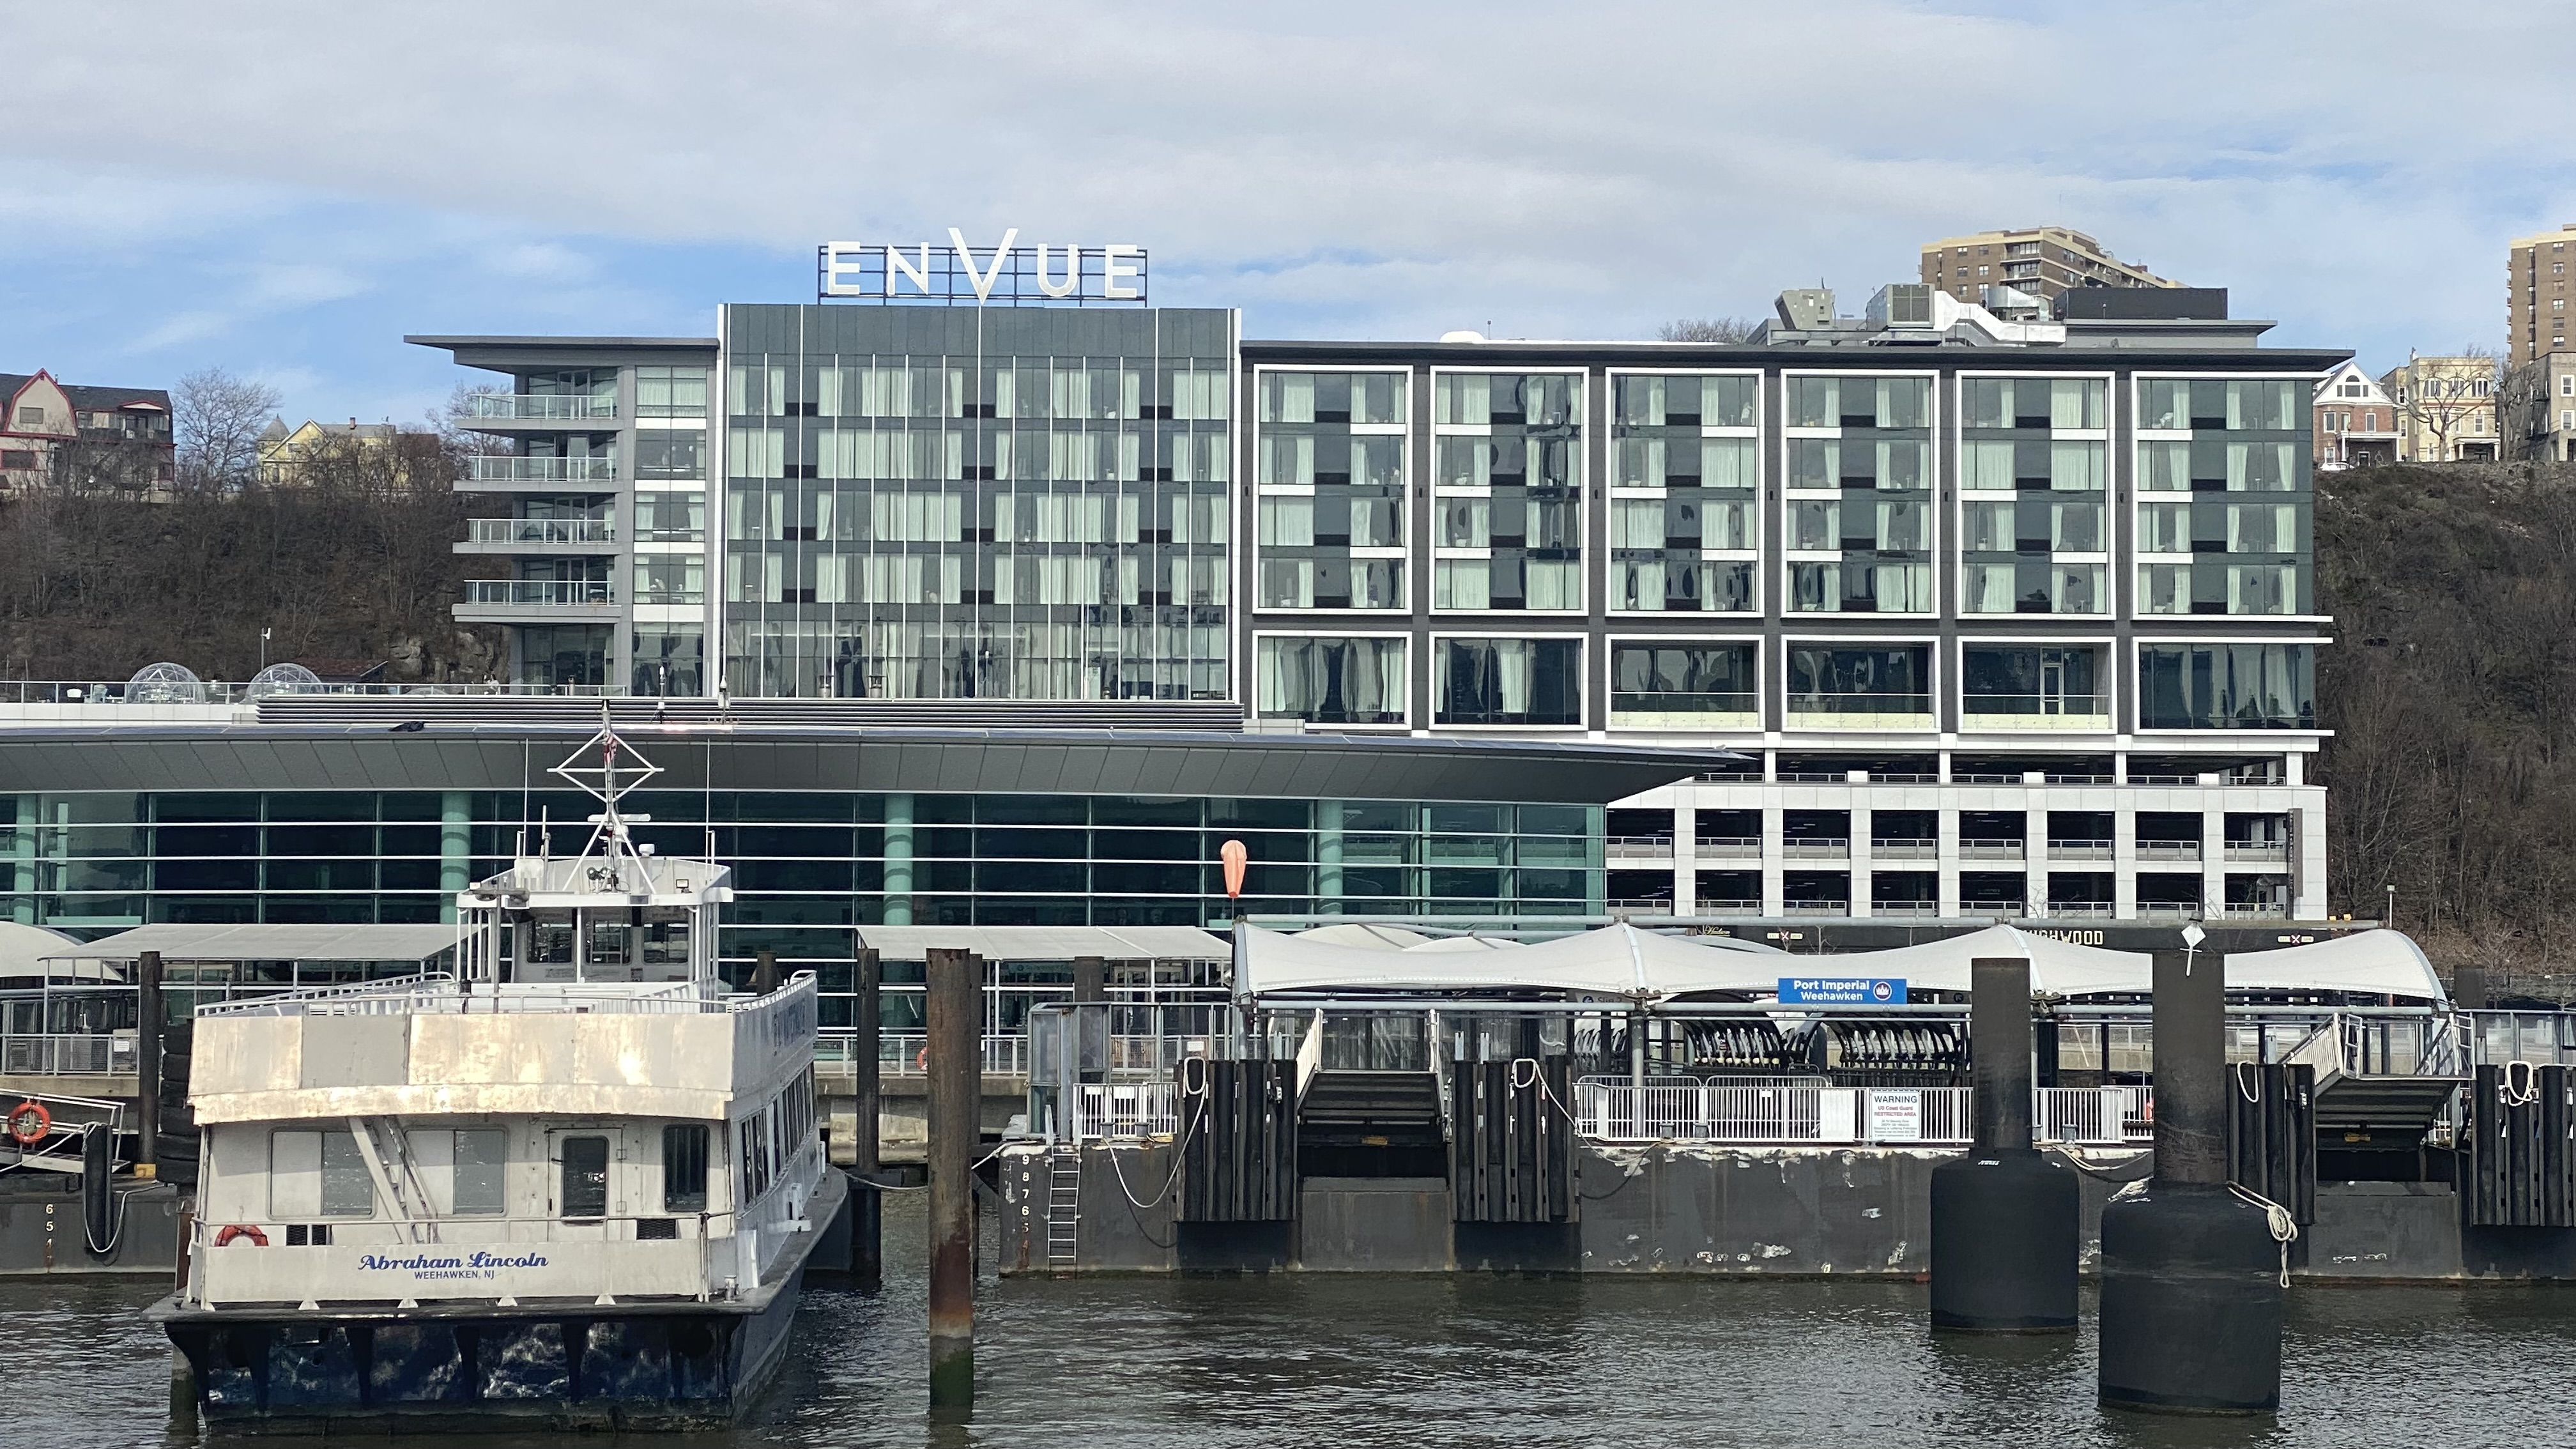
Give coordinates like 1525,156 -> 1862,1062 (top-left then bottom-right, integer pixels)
1776,976 -> 1907,1006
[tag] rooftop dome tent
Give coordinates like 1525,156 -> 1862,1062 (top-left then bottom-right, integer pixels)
1238,923 -> 1786,1003
1810,924 -> 2152,998
1290,923 -> 1436,951
0,921 -> 98,982
2224,930 -> 2446,1004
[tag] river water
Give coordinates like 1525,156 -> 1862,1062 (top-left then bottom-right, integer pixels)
13,1190 -> 2574,1449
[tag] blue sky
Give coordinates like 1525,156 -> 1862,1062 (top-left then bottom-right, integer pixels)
1,0 -> 2567,424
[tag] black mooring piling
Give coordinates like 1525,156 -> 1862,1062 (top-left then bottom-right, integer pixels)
1929,954 -> 2077,1332
2099,947 -> 2285,1415
850,945 -> 884,1288
925,946 -> 979,1409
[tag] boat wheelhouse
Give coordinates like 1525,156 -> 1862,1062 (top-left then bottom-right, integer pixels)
151,722 -> 842,1431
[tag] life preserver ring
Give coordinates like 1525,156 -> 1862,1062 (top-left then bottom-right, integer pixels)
916,1046 -> 929,1070
213,1223 -> 270,1248
5,1100 -> 48,1146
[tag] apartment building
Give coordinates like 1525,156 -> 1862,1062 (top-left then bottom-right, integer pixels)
2379,355 -> 2501,462
2508,223 -> 2576,367
411,265 -> 2338,931
0,370 -> 173,494
1919,227 -> 2184,307
2312,362 -> 2399,467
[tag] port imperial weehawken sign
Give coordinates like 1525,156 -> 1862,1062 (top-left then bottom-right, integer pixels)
818,229 -> 1147,306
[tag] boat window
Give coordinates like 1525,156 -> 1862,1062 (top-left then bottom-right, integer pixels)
588,917 -> 634,973
454,1129 -> 508,1215
319,1131 -> 376,1217
560,1135 -> 610,1220
664,1124 -> 709,1212
525,916 -> 576,967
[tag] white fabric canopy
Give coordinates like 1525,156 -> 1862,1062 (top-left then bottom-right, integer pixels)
1244,923 -> 2445,1005
2223,931 -> 2445,1003
1242,923 -> 1784,1001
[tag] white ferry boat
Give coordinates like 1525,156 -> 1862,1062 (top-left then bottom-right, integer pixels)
148,723 -> 845,1432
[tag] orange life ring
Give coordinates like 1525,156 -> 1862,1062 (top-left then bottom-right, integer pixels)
5,1100 -> 48,1146
916,1046 -> 929,1070
213,1223 -> 270,1248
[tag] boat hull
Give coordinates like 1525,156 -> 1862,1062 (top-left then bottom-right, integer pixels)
153,1171 -> 843,1433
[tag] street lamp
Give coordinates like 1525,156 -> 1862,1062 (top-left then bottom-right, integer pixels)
259,627 -> 272,673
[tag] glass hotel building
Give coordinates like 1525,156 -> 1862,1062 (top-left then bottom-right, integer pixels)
1,275 -> 2345,1022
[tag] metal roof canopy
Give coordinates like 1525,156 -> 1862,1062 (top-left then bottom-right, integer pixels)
49,923 -> 458,964
855,926 -> 1228,963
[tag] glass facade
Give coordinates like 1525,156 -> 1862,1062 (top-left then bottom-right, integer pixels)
1784,374 -> 1934,614
1431,372 -> 1586,611
720,306 -> 1234,699
1959,376 -> 2108,615
1607,373 -> 1759,613
1608,640 -> 1758,729
1434,637 -> 1583,726
1961,643 -> 2107,721
1,790 -> 1603,1023
1254,370 -> 1409,611
2135,378 -> 2313,617
1255,634 -> 1407,725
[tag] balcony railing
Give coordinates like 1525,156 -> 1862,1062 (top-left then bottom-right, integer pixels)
1870,901 -> 1941,917
1961,693 -> 2110,717
1785,692 -> 1933,717
1958,839 -> 2025,859
1782,899 -> 1850,916
1607,898 -> 1678,914
1611,691 -> 1759,716
2220,902 -> 2290,919
465,456 -> 618,484
1694,836 -> 1761,858
1782,838 -> 1850,859
2039,902 -> 2116,919
2137,840 -> 2203,861
461,579 -> 615,606
464,518 -> 615,546
2225,843 -> 2290,862
1869,838 -> 1937,860
1,1033 -> 135,1075
1606,836 -> 1677,860
2135,902 -> 2202,921
1694,898 -> 1762,915
462,394 -> 618,422
2046,839 -> 2114,861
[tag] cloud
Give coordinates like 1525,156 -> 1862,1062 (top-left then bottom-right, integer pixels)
0,0 -> 2571,407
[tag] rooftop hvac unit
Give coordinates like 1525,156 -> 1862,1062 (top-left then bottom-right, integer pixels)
1868,284 -> 1936,330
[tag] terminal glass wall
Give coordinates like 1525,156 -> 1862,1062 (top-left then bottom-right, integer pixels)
0,790 -> 1603,1023
719,305 -> 1236,700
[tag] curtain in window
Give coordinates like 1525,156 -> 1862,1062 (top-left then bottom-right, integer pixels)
2227,381 -> 2295,431
1963,440 -> 2016,491
2226,441 -> 2296,491
1706,499 -> 1754,550
2051,440 -> 2104,491
1701,437 -> 1754,490
1259,496 -> 1314,547
1526,561 -> 1579,610
1615,437 -> 1664,488
1876,500 -> 1925,550
2051,500 -> 2102,552
1497,643 -> 1532,715
1436,374 -> 1491,426
1787,439 -> 1838,489
1964,562 -> 2016,613
2051,379 -> 2103,431
2051,565 -> 2103,613
1874,563 -> 1931,612
1615,560 -> 1663,611
1790,562 -> 1839,611
2137,564 -> 2189,614
1876,440 -> 1926,489
1435,561 -> 1489,610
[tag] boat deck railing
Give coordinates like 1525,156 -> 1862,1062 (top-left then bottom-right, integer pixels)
1571,1077 -> 2154,1147
195,974 -> 815,1020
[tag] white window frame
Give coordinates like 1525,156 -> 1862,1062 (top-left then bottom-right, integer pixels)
1954,369 -> 2115,620
1604,367 -> 1763,618
1425,630 -> 1588,732
1248,363 -> 1415,618
1601,632 -> 1765,735
1778,632 -> 1942,734
1249,629 -> 1413,731
1952,633 -> 2117,735
1428,366 -> 1591,617
2129,634 -> 2333,739
1780,368 -> 1942,620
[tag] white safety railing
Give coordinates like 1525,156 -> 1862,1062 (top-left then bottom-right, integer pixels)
1070,1081 -> 1183,1141
0,1033 -> 135,1076
854,1032 -> 1031,1077
1574,1077 -> 1972,1146
2034,1085 -> 2154,1144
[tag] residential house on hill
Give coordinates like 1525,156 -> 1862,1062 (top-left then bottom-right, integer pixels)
0,370 -> 174,494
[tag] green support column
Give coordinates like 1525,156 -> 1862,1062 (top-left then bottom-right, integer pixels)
883,792 -> 914,926
1585,804 -> 1607,916
438,791 -> 472,924
1316,802 -> 1344,914
10,795 -> 34,925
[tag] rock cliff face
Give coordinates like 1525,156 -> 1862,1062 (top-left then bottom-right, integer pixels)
0,479 -> 504,684
2317,461 -> 2576,993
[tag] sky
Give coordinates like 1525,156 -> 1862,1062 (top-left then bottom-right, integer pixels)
1,0 -> 2568,425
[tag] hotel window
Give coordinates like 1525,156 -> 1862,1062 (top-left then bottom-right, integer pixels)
1784,375 -> 1933,615
1432,373 -> 1584,613
636,365 -> 710,418
1609,374 -> 1758,614
1961,644 -> 2104,722
1257,635 -> 1406,725
1434,636 -> 1582,726
1959,376 -> 2107,615
1786,644 -> 1931,723
2135,379 -> 2311,617
1257,371 -> 1409,611
2138,643 -> 2315,730
1609,641 -> 1756,729
634,429 -> 704,479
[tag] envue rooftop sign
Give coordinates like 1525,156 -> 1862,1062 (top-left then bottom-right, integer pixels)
818,229 -> 1147,306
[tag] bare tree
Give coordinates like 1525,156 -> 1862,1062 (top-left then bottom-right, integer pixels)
172,367 -> 283,492
1656,317 -> 1759,344
2400,348 -> 2500,463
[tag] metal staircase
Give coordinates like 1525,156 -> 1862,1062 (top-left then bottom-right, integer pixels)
2285,1014 -> 2467,1140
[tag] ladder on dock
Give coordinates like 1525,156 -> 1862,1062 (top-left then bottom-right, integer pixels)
1043,1147 -> 1081,1266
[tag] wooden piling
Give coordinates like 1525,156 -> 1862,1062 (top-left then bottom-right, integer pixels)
925,946 -> 979,1407
852,947 -> 883,1285
136,949 -> 163,1176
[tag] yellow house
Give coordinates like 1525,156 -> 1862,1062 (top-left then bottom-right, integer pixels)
2377,355 -> 2500,462
255,418 -> 399,486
